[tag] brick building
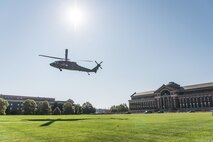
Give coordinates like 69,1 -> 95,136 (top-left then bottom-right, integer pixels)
129,82 -> 213,112
0,94 -> 64,114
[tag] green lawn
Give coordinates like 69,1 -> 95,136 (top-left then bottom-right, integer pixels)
0,113 -> 213,142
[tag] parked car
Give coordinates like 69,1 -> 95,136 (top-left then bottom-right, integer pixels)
144,110 -> 152,114
157,110 -> 164,113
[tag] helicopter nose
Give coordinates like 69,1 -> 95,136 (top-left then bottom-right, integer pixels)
50,63 -> 54,67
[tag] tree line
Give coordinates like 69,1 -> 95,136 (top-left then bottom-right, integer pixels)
109,103 -> 129,113
0,98 -> 96,115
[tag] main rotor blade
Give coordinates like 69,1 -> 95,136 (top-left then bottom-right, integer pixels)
39,55 -> 64,60
78,60 -> 94,62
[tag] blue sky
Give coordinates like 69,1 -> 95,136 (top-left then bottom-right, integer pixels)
0,0 -> 213,108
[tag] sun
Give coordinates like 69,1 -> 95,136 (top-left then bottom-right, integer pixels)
63,4 -> 86,30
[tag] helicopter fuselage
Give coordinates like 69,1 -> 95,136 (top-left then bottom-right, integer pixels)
50,60 -> 93,72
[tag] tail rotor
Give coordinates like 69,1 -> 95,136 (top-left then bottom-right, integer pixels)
92,61 -> 103,73
95,61 -> 103,69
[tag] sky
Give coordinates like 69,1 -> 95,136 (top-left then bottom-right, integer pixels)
0,0 -> 213,109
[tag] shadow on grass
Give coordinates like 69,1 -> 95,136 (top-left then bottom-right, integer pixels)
23,117 -> 128,127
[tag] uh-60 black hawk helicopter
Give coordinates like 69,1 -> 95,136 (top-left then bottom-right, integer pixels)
39,49 -> 103,75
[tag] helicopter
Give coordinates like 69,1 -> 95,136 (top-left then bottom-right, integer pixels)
39,49 -> 103,75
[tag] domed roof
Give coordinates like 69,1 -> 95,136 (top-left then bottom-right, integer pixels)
167,82 -> 180,88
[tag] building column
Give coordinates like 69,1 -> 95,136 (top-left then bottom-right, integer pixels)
186,98 -> 189,108
173,97 -> 176,109
141,102 -> 143,109
206,96 -> 209,107
200,97 -> 203,108
203,97 -> 206,107
197,97 -> 200,108
209,96 -> 213,107
194,97 -> 197,108
164,97 -> 167,109
190,98 -> 193,108
156,99 -> 159,109
207,96 -> 210,107
192,97 -> 195,108
191,97 -> 194,108
169,97 -> 173,109
179,98 -> 182,109
199,97 -> 202,108
155,99 -> 157,109
204,96 -> 207,107
170,97 -> 173,109
157,99 -> 160,109
183,98 -> 186,108
196,98 -> 198,108
167,97 -> 170,109
170,97 -> 172,109
162,97 -> 165,109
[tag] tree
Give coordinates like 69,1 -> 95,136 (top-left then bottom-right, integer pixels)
63,102 -> 74,114
23,99 -> 37,115
0,98 -> 9,115
110,105 -> 118,113
117,103 -> 129,112
110,104 -> 129,113
67,99 -> 74,104
37,101 -> 51,115
82,102 -> 96,114
53,107 -> 61,115
74,104 -> 82,114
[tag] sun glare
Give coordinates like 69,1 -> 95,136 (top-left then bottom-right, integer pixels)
63,4 -> 86,30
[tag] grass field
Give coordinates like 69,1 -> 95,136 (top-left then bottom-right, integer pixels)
0,113 -> 213,142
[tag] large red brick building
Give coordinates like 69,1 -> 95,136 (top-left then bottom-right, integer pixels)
0,94 -> 65,114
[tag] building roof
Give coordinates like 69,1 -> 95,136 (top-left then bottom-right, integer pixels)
132,91 -> 155,97
0,94 -> 55,102
183,82 -> 213,90
131,82 -> 213,97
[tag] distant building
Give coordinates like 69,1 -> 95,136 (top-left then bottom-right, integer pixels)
0,94 -> 65,114
96,108 -> 110,114
129,82 -> 213,112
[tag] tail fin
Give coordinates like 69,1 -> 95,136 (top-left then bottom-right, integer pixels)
92,61 -> 103,73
